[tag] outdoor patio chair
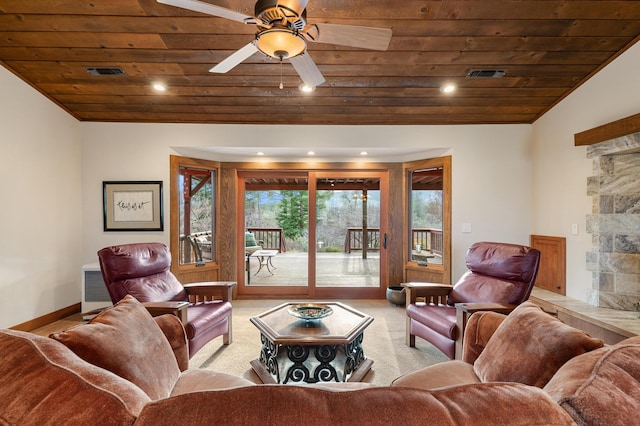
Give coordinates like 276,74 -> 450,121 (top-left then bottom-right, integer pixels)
405,241 -> 540,360
187,232 -> 212,263
245,231 -> 263,255
97,242 -> 235,358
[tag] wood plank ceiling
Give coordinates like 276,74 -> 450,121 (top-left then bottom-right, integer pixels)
0,0 -> 639,125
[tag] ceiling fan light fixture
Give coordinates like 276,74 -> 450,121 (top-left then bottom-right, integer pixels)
256,28 -> 306,59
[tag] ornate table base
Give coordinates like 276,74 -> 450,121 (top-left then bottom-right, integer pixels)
250,332 -> 373,384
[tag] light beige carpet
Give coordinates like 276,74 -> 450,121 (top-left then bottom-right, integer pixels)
189,299 -> 448,385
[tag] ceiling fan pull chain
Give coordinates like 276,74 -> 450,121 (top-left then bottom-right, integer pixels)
279,58 -> 284,89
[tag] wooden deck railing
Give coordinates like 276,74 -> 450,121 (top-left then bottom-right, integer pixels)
344,228 -> 381,253
342,227 -> 443,255
247,227 -> 287,252
412,228 -> 443,255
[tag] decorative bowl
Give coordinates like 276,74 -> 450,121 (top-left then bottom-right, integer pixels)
288,303 -> 333,321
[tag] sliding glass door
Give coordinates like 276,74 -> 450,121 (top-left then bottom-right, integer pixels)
314,172 -> 384,294
244,172 -> 309,290
238,170 -> 388,298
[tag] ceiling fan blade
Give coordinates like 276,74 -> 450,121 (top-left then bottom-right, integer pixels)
289,53 -> 325,88
157,0 -> 257,25
307,23 -> 392,51
209,42 -> 259,73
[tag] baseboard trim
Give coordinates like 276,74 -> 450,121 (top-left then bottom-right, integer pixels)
9,303 -> 81,332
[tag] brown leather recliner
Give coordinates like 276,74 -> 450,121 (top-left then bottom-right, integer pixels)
97,242 -> 235,358
405,241 -> 540,360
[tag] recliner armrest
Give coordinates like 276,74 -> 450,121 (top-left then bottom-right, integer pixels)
455,302 -> 516,316
144,301 -> 189,325
183,281 -> 236,302
404,282 -> 453,305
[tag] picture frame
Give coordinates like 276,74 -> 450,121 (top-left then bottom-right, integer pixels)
103,181 -> 164,231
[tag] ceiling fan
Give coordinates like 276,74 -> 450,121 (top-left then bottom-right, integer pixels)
157,0 -> 393,88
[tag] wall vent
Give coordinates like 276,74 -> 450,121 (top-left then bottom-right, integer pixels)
466,69 -> 507,78
85,66 -> 127,76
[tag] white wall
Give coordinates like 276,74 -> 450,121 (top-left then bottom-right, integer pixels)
4,40 -> 637,328
531,42 -> 640,301
0,67 -> 82,328
81,122 -> 533,281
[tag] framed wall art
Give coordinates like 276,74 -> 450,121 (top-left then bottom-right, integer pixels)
103,181 -> 164,231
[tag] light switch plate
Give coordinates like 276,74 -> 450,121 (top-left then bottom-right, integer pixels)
462,223 -> 472,233
571,223 -> 579,235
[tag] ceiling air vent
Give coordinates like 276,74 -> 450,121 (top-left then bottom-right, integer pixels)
466,69 -> 506,78
85,66 -> 126,76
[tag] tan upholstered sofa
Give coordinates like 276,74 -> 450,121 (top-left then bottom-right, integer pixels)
1,297 -> 639,425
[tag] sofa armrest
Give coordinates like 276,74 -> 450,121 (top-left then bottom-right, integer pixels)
183,281 -> 236,302
153,314 -> 189,372
460,310 -> 508,364
403,282 -> 453,305
454,302 -> 514,360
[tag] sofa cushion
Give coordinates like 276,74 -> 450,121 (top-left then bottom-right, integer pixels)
544,335 -> 640,426
50,295 -> 181,400
135,383 -> 574,425
473,301 -> 603,388
171,369 -> 256,396
0,329 -> 149,424
391,360 -> 481,390
245,232 -> 258,247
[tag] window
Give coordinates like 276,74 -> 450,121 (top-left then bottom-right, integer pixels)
170,156 -> 219,270
179,167 -> 215,265
404,156 -> 451,283
408,167 -> 443,265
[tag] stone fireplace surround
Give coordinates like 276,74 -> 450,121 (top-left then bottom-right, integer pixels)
586,131 -> 640,311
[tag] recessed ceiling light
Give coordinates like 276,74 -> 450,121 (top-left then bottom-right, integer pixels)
152,82 -> 167,92
299,83 -> 315,93
308,151 -> 315,156
257,151 -> 264,156
360,151 -> 368,156
440,83 -> 456,94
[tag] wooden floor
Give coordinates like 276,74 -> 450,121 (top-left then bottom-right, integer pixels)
31,313 -> 84,337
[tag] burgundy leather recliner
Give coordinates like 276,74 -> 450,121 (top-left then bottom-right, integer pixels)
405,241 -> 540,360
97,242 -> 235,358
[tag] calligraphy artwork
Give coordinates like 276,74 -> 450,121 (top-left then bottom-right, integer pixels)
113,190 -> 153,222
103,181 -> 163,231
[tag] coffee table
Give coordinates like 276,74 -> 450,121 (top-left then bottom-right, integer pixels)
249,302 -> 374,384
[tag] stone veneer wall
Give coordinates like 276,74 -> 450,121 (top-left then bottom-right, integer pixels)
586,131 -> 640,311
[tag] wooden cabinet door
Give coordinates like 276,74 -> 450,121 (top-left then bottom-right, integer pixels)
530,235 -> 566,295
